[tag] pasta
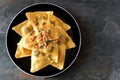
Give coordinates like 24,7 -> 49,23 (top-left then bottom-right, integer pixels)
12,11 -> 76,73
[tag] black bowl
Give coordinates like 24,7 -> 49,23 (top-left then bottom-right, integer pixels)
6,3 -> 81,78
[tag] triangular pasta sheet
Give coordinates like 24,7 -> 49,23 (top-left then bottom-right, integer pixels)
12,20 -> 27,36
12,20 -> 33,37
21,21 -> 33,36
26,11 -> 70,31
51,43 -> 66,70
56,26 -> 76,49
49,15 -> 70,31
19,32 -> 35,50
42,43 -> 58,63
26,11 -> 53,27
30,50 -> 52,73
15,43 -> 31,58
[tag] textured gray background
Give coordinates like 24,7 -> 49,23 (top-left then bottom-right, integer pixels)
0,0 -> 120,80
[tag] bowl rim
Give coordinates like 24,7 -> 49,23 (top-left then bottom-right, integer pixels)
5,3 -> 81,78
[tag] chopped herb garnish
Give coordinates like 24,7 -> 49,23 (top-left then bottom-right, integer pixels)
38,29 -> 42,32
48,46 -> 54,52
35,22 -> 39,26
34,16 -> 39,26
39,45 -> 44,48
57,40 -> 61,45
34,16 -> 38,22
58,35 -> 63,40
49,20 -> 55,25
42,16 -> 46,19
46,39 -> 53,45
34,51 -> 45,56
26,27 -> 31,32
47,55 -> 52,61
39,51 -> 45,56
34,51 -> 39,56
65,37 -> 69,42
42,22 -> 46,25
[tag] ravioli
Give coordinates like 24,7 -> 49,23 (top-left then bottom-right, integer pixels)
19,32 -> 35,50
15,43 -> 31,58
51,43 -> 66,70
12,20 -> 33,37
50,15 -> 70,31
12,11 -> 76,73
56,26 -> 76,49
30,50 -> 52,73
12,20 -> 27,36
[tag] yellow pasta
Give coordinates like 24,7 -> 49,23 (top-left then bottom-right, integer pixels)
12,11 -> 76,73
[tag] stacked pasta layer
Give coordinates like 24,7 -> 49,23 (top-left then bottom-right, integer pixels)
12,11 -> 76,73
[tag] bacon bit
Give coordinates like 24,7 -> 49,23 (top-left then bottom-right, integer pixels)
29,36 -> 36,42
33,46 -> 38,52
32,42 -> 38,51
53,39 -> 58,43
36,30 -> 53,48
43,36 -> 47,42
37,35 -> 42,41
38,32 -> 43,37
33,45 -> 38,49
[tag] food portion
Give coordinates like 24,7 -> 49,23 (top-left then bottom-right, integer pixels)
12,11 -> 76,73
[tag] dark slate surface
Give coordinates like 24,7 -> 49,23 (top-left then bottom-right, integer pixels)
0,0 -> 120,80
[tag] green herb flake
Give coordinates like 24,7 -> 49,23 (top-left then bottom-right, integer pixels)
47,55 -> 52,61
26,27 -> 31,32
46,29 -> 51,34
42,22 -> 46,25
34,51 -> 39,56
49,20 -> 55,25
46,39 -> 53,45
48,46 -> 54,52
65,37 -> 69,42
42,16 -> 46,19
39,45 -> 44,48
34,16 -> 39,26
57,40 -> 61,45
39,51 -> 45,56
